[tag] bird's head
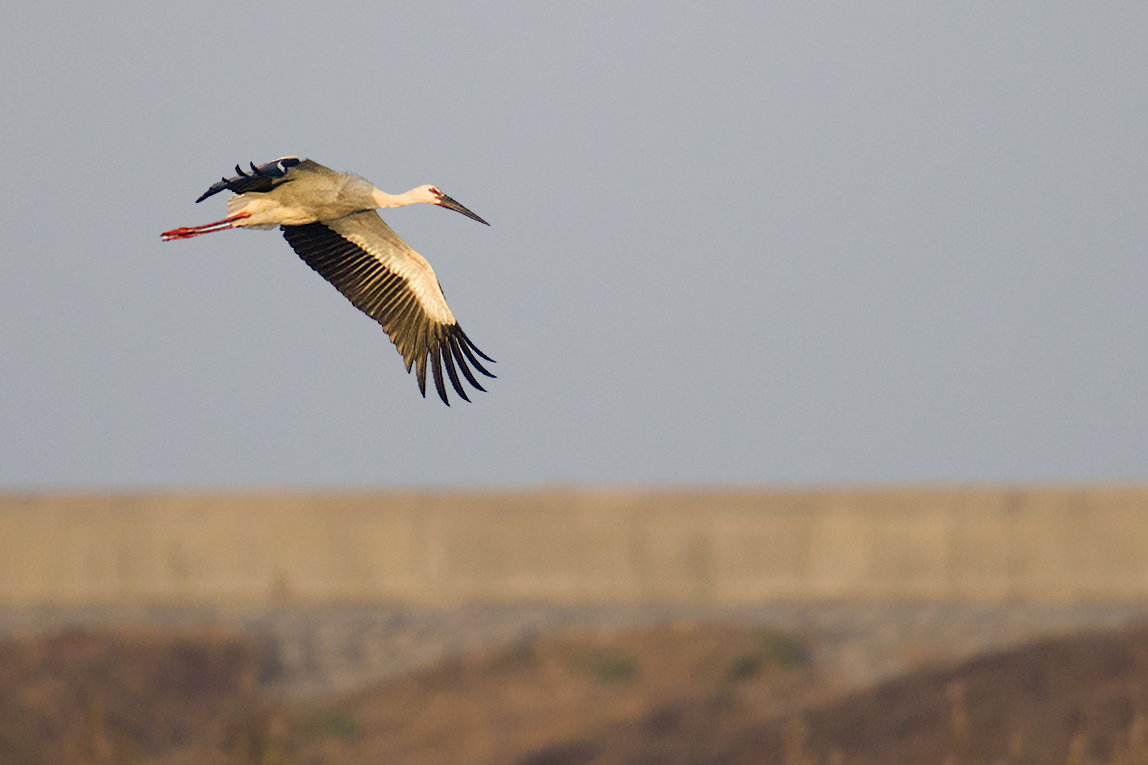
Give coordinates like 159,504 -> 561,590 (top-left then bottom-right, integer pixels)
419,185 -> 490,226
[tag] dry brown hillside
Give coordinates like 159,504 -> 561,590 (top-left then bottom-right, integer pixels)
5,621 -> 1148,764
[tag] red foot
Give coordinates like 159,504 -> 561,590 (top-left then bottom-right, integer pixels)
161,212 -> 251,241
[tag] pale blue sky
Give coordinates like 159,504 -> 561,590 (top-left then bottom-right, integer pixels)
1,2 -> 1146,488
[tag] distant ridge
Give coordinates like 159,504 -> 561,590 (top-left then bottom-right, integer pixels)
1,488 -> 1147,606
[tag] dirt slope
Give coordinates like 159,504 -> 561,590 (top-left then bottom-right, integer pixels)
5,620 -> 1148,764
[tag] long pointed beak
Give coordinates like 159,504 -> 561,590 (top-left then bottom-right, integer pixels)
437,194 -> 489,226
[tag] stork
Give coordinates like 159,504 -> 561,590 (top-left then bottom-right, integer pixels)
161,157 -> 495,405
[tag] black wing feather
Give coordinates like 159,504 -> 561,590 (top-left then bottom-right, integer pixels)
280,220 -> 495,405
456,331 -> 496,378
441,341 -> 470,402
430,349 -> 447,405
195,157 -> 302,203
449,335 -> 486,392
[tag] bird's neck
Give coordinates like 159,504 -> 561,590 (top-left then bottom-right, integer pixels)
371,187 -> 426,210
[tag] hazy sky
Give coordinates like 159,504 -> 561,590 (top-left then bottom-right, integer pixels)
2,2 -> 1145,489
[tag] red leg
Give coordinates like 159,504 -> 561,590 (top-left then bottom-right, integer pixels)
161,212 -> 251,241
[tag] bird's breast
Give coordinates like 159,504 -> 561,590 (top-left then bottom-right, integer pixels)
227,194 -> 324,228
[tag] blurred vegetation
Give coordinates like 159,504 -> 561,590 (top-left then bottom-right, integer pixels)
758,628 -> 810,669
565,647 -> 640,683
7,623 -> 1148,764
727,628 -> 812,683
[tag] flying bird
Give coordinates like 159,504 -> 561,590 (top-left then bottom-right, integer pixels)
161,157 -> 495,405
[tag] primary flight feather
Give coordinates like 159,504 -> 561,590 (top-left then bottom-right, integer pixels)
161,157 -> 495,405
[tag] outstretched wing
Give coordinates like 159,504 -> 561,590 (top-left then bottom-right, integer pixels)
195,157 -> 302,203
280,210 -> 495,405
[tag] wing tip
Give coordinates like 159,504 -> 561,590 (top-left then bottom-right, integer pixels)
403,327 -> 495,405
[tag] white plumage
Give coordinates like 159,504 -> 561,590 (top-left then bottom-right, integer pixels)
161,157 -> 494,405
